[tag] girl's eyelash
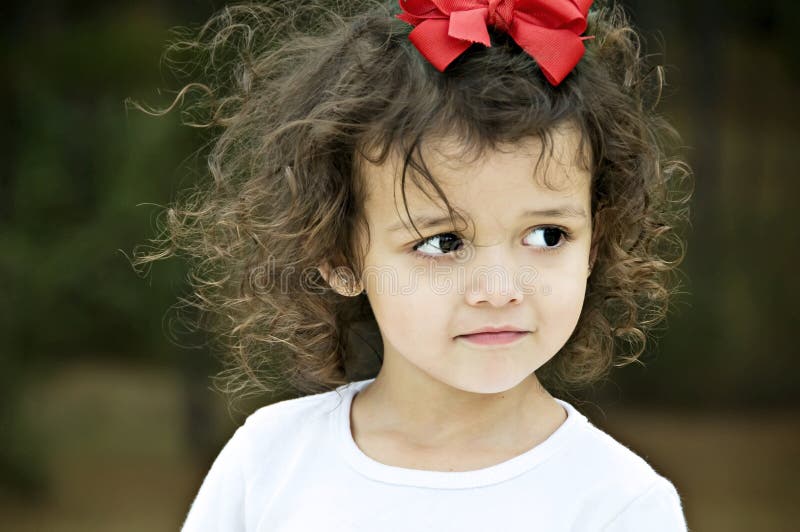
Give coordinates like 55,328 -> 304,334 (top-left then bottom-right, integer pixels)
411,226 -> 573,261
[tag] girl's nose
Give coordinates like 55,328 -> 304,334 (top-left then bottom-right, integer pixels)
463,244 -> 525,307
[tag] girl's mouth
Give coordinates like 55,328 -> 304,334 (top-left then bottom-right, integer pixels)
456,331 -> 529,346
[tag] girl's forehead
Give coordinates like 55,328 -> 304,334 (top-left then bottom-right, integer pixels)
360,125 -> 591,217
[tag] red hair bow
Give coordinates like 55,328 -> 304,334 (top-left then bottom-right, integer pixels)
396,0 -> 594,85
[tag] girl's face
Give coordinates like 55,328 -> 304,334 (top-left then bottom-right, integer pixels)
357,124 -> 594,395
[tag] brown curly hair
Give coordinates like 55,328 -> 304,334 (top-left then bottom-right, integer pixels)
131,0 -> 692,402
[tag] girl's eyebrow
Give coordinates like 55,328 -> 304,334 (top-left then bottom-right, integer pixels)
386,205 -> 587,233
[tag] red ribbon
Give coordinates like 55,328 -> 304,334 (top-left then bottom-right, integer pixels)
396,0 -> 594,85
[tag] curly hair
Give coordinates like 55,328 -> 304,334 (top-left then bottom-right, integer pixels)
131,0 -> 692,402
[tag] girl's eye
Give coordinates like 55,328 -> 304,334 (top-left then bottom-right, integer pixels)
522,226 -> 570,253
412,226 -> 571,260
412,233 -> 464,259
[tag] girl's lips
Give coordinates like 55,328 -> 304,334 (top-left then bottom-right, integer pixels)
457,331 -> 529,346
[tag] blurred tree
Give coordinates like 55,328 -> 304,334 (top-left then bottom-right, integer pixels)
0,1 -> 215,496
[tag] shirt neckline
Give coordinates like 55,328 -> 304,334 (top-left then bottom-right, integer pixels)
333,378 -> 588,489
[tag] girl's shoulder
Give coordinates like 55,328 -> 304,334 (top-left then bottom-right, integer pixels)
235,379 -> 364,446
558,400 -> 684,523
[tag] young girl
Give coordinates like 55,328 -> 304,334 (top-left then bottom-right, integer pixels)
135,0 -> 692,530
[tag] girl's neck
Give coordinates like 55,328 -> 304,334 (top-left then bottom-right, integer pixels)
350,363 -> 565,453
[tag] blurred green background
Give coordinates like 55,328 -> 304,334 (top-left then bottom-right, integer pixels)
1,1 -> 798,531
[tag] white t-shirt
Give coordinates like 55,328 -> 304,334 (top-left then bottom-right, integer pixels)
181,378 -> 688,531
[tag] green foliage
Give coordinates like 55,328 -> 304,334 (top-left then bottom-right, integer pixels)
3,7 -> 199,363
0,4 -> 208,495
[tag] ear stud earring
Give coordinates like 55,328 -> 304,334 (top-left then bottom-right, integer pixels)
339,276 -> 364,297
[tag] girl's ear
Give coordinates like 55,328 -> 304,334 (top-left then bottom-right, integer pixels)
317,262 -> 337,289
318,262 -> 364,297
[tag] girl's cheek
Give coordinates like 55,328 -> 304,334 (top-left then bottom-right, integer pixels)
545,275 -> 587,327
372,291 -> 422,325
